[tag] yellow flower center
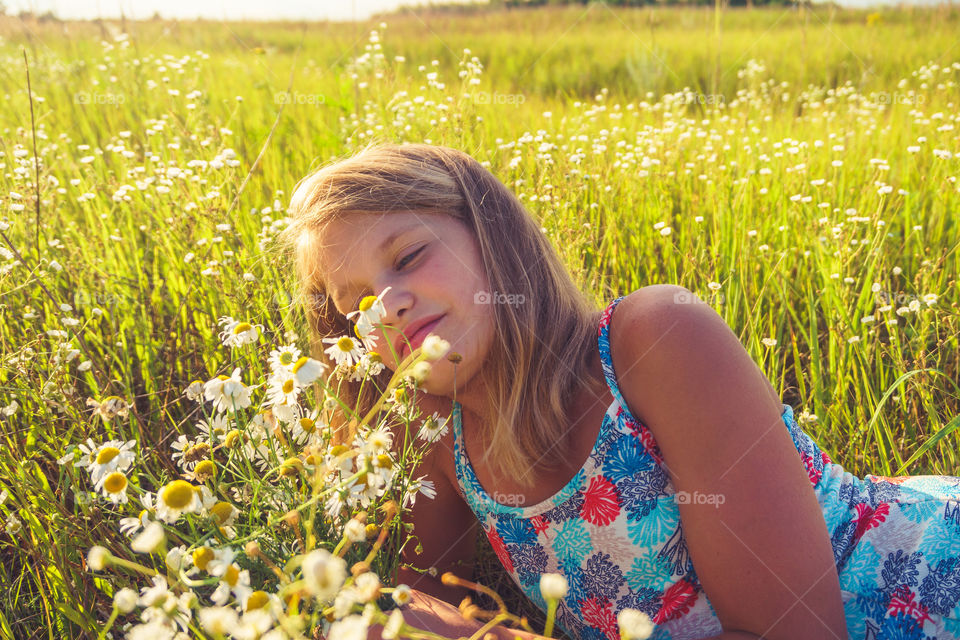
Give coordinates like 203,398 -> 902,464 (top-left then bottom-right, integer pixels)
194,460 -> 216,480
367,351 -> 382,363
95,446 -> 120,465
224,564 -> 240,587
224,430 -> 240,448
210,502 -> 234,525
192,547 -> 214,571
217,374 -> 230,381
160,480 -> 196,510
280,351 -> 295,365
280,458 -> 303,477
282,379 -> 295,394
103,471 -> 127,494
246,591 -> 269,611
299,417 -> 315,433
233,322 -> 253,334
376,454 -> 392,469
292,356 -> 309,373
336,336 -> 355,352
330,445 -> 349,456
138,509 -> 149,520
358,295 -> 376,312
365,523 -> 378,539
185,442 -> 211,463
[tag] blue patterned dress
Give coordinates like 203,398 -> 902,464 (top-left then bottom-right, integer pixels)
451,295 -> 960,640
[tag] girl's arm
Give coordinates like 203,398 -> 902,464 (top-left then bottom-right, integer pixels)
368,587 -> 554,640
610,285 -> 848,640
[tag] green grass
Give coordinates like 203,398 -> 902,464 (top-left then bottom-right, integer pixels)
0,5 -> 958,638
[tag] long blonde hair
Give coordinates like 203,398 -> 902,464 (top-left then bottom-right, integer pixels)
277,142 -> 600,489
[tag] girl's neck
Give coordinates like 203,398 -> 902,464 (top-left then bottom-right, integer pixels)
449,319 -> 609,440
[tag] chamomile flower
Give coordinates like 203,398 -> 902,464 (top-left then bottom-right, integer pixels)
95,470 -> 130,504
267,344 -> 302,373
183,379 -> 204,403
346,286 -> 392,337
417,412 -> 449,443
156,480 -> 202,523
75,438 -> 136,484
217,316 -> 262,348
199,606 -> 239,636
617,608 -> 655,640
323,335 -> 365,368
292,355 -> 327,385
402,475 -> 436,509
291,409 -> 323,446
355,351 -> 386,380
120,508 -> 152,536
265,368 -> 301,408
301,548 -> 348,602
86,396 -> 132,421
211,562 -> 252,606
131,521 -> 167,554
196,412 -> 231,444
391,584 -> 412,607
383,609 -> 405,640
358,426 -> 393,456
203,367 -> 253,412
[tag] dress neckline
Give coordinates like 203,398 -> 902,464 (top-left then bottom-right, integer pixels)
451,295 -> 628,518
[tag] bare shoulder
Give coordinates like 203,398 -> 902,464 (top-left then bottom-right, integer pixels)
608,284 -> 782,425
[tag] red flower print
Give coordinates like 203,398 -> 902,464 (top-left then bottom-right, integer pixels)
485,525 -> 513,573
821,450 -> 833,465
800,451 -> 823,486
653,579 -> 698,624
888,585 -> 934,626
530,515 -> 551,535
851,502 -> 890,544
581,476 -> 621,527
580,596 -> 620,640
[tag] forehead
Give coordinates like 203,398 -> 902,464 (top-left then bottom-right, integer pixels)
315,210 -> 435,298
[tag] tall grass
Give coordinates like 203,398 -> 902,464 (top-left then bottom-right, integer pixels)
0,6 -> 958,638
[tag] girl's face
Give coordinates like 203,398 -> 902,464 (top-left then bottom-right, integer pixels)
314,209 -> 495,397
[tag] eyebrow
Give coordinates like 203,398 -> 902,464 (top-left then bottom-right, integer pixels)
327,223 -> 420,306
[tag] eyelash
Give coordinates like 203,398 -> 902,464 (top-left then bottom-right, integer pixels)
342,246 -> 425,315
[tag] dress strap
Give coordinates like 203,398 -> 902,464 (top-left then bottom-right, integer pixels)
597,295 -> 638,422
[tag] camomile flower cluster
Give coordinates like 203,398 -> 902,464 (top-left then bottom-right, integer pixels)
62,282 -> 471,640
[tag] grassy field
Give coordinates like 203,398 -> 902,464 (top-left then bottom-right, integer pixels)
0,5 -> 959,638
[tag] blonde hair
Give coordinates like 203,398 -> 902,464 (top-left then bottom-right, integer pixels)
277,142 -> 600,489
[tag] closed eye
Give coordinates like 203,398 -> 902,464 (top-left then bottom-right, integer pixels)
396,245 -> 425,270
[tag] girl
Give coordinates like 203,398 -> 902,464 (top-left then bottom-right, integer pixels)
279,143 -> 960,640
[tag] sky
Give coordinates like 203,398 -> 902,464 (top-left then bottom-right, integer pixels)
5,0 -> 478,22
4,0 -> 949,20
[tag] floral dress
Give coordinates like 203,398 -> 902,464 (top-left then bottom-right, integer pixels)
451,295 -> 960,640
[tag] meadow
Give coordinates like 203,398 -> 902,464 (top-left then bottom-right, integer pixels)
0,4 -> 959,638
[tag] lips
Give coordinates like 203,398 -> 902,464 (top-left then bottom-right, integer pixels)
399,314 -> 445,359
